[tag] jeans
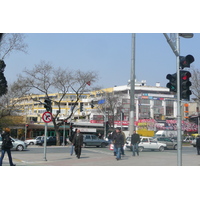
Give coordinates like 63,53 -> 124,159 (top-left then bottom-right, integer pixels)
70,145 -> 74,155
116,147 -> 121,160
132,143 -> 139,156
0,149 -> 14,166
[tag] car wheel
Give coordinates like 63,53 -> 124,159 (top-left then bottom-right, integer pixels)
30,142 -> 34,145
174,144 -> 177,150
159,146 -> 165,152
138,146 -> 144,152
16,145 -> 24,151
101,143 -> 106,148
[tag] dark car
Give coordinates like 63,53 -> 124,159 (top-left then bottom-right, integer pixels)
37,136 -> 67,146
83,134 -> 109,148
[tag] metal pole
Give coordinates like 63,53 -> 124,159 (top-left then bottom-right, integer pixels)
43,123 -> 47,161
121,112 -> 123,131
175,33 -> 182,166
129,33 -> 135,136
63,121 -> 65,146
24,125 -> 27,141
104,106 -> 107,139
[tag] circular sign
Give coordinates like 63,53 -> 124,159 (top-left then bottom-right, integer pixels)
42,112 -> 53,123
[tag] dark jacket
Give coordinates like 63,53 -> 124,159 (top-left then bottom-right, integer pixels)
113,133 -> 124,148
131,133 -> 140,144
72,133 -> 83,147
1,132 -> 13,150
196,137 -> 200,147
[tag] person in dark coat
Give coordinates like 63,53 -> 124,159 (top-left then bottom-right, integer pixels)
196,135 -> 200,155
113,128 -> 124,160
131,130 -> 140,156
0,131 -> 15,166
70,128 -> 77,156
72,129 -> 83,159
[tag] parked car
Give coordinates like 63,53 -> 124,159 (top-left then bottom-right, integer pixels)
126,136 -> 166,152
0,136 -> 28,151
25,136 -> 44,145
153,137 -> 177,150
37,136 -> 67,146
191,139 -> 196,147
183,136 -> 194,143
83,134 -> 109,148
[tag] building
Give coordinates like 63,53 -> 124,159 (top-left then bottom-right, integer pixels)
7,80 -> 198,138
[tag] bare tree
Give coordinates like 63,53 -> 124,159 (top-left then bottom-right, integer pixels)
96,90 -> 123,128
0,79 -> 31,128
19,61 -> 99,145
191,67 -> 200,101
0,33 -> 28,59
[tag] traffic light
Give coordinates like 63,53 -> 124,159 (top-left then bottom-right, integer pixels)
121,112 -> 124,121
180,55 -> 194,69
166,73 -> 177,92
44,98 -> 52,112
0,60 -> 8,97
70,123 -> 74,132
105,121 -> 109,132
180,70 -> 192,101
80,102 -> 83,112
91,100 -> 94,109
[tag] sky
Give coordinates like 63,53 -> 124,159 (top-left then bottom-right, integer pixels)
2,33 -> 200,90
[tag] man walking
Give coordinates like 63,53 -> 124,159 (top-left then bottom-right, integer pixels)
113,128 -> 124,160
196,135 -> 200,155
131,130 -> 140,156
72,129 -> 83,159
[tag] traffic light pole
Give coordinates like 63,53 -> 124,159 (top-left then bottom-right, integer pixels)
175,33 -> 182,166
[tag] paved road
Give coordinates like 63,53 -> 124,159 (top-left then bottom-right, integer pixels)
1,145 -> 200,166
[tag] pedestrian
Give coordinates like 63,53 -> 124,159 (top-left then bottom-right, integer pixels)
72,129 -> 83,159
98,133 -> 102,139
107,132 -> 112,144
131,130 -> 140,156
121,129 -> 126,156
0,130 -> 15,166
196,135 -> 200,155
69,128 -> 77,156
113,128 -> 124,160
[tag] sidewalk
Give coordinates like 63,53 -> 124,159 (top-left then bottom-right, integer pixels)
1,146 -> 200,166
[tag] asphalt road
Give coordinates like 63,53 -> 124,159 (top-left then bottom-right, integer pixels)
1,144 -> 200,166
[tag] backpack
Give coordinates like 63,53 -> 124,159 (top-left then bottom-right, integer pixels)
2,134 -> 13,149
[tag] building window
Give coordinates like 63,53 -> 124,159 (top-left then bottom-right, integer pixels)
166,100 -> 173,116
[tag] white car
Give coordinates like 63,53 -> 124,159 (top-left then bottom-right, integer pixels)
25,136 -> 44,145
0,136 -> 28,151
126,136 -> 167,152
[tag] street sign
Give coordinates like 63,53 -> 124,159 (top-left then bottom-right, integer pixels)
42,112 -> 53,123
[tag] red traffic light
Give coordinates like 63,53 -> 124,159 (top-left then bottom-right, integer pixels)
180,55 -> 194,69
181,71 -> 191,80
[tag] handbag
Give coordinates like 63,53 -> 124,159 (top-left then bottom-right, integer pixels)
109,144 -> 114,150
